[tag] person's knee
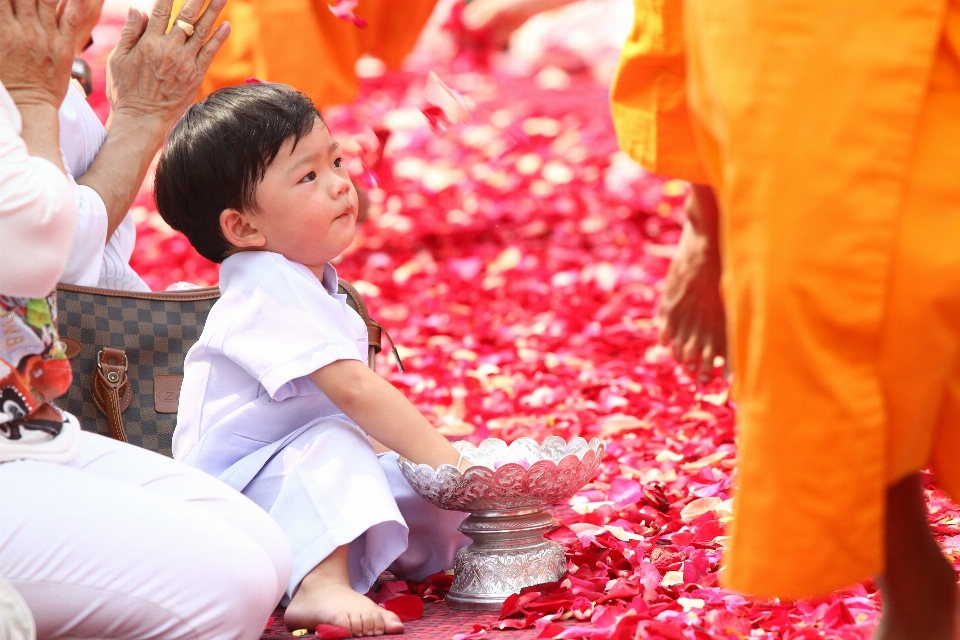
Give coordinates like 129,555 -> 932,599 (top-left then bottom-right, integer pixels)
147,513 -> 288,640
245,508 -> 294,603
198,537 -> 285,639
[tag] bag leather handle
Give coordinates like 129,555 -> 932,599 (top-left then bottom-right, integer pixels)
92,347 -> 132,443
337,278 -> 403,372
368,319 -> 404,373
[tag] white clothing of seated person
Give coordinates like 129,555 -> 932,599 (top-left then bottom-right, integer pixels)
173,251 -> 470,602
57,79 -> 150,292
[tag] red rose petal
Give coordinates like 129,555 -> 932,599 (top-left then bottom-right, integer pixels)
314,624 -> 352,639
608,477 -> 642,508
421,71 -> 471,132
545,525 -> 579,546
381,594 -> 424,622
640,621 -> 685,640
535,619 -> 567,639
453,624 -> 489,640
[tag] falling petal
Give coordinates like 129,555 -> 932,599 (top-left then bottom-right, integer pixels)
328,0 -> 367,28
421,71 -> 471,132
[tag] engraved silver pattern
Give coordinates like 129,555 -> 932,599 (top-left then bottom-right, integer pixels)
399,436 -> 604,609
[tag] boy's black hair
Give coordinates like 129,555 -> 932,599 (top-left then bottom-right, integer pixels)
154,83 -> 322,263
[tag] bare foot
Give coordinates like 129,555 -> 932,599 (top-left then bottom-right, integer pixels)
873,474 -> 958,640
284,546 -> 403,637
874,579 -> 956,640
285,581 -> 402,636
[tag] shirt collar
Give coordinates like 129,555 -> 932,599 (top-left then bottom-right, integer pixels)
320,263 -> 339,295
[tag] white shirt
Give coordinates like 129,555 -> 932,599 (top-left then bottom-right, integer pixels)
0,82 -> 77,298
58,82 -> 149,292
173,252 -> 369,484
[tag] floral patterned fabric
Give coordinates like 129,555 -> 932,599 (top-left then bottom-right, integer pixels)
0,292 -> 72,438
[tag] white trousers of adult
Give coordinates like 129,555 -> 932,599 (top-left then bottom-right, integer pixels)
0,431 -> 293,640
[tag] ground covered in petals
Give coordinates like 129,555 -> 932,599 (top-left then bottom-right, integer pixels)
85,5 -> 960,638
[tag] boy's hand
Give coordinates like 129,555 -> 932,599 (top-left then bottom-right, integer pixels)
457,457 -> 480,472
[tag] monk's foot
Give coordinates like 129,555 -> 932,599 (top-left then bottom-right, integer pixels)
873,581 -> 956,640
876,474 -> 959,640
874,586 -> 956,640
284,580 -> 403,637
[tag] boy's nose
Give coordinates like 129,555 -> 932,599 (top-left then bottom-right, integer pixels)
333,175 -> 353,197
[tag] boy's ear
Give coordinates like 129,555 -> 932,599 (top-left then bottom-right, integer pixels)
220,208 -> 266,249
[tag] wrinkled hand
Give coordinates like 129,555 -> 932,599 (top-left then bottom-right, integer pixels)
657,190 -> 727,383
106,0 -> 230,129
0,0 -> 85,107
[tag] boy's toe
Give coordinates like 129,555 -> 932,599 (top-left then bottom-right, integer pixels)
384,612 -> 404,635
372,612 -> 386,636
331,613 -> 352,633
347,613 -> 364,637
363,612 -> 378,636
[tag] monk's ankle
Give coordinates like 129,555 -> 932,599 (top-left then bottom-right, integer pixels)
875,567 -> 956,640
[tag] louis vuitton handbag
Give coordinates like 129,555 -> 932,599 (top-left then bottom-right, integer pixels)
55,280 -> 396,457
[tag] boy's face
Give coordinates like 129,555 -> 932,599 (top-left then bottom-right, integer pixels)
250,119 -> 358,275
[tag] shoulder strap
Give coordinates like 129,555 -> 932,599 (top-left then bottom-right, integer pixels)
337,279 -> 404,373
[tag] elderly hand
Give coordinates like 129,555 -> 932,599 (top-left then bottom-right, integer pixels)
74,0 -> 229,242
0,0 -> 85,107
105,0 -> 230,130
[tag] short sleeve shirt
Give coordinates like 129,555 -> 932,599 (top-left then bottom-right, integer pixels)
172,252 -> 368,477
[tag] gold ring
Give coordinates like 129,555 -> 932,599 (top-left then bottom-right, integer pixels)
174,19 -> 195,37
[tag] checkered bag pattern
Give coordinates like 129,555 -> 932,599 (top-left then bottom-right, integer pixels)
55,284 -> 220,456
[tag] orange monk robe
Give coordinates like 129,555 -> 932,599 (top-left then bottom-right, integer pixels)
172,0 -> 438,108
609,0 -> 707,184
612,0 -> 960,599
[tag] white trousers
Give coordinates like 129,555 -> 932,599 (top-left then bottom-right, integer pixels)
241,419 -> 469,602
0,431 -> 292,640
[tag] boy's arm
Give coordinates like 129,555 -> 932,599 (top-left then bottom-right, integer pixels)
309,359 -> 462,470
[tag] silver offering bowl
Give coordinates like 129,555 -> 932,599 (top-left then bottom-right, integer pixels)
399,436 -> 605,610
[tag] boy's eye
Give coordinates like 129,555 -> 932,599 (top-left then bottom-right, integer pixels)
300,171 -> 317,183
334,157 -> 343,169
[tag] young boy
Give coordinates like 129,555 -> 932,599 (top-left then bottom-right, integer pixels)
155,84 -> 471,636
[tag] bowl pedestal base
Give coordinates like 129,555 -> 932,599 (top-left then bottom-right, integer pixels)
447,507 -> 567,610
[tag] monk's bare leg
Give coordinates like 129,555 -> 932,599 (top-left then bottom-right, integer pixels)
874,473 -> 957,640
284,545 -> 403,636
